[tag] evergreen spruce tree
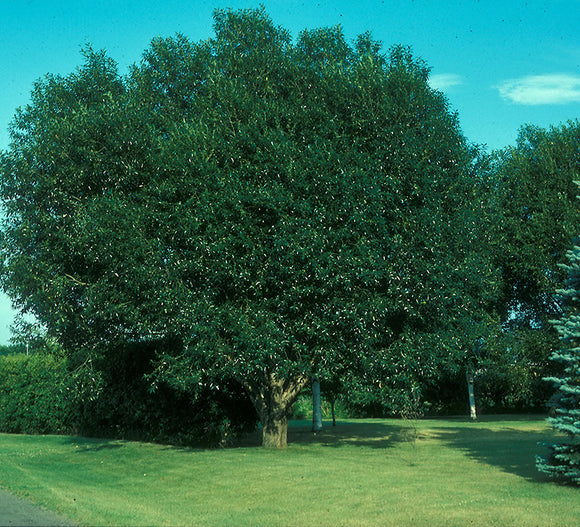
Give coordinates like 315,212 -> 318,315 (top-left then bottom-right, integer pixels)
537,240 -> 580,485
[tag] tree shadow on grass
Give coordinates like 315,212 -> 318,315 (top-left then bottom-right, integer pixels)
61,436 -> 125,452
61,423 -> 409,452
238,420 -> 414,449
239,417 -> 560,482
56,417 -> 558,483
430,422 -> 558,482
296,420 -> 420,449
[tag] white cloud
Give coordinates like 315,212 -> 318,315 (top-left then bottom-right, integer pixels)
429,73 -> 464,91
497,74 -> 580,105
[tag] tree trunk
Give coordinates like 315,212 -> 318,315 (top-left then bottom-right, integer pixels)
312,377 -> 323,433
244,373 -> 308,448
262,412 -> 289,448
466,371 -> 477,420
330,397 -> 336,427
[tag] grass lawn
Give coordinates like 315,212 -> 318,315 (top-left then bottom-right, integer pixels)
0,416 -> 578,526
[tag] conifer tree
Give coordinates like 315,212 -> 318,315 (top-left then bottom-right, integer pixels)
537,240 -> 580,485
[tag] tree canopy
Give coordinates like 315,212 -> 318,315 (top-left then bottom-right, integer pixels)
1,8 -> 493,446
490,121 -> 580,328
475,121 -> 580,410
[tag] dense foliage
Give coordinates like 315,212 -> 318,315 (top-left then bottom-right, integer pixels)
5,8 -> 578,445
452,121 -> 580,418
0,346 -> 256,446
490,121 -> 580,326
0,8 -> 495,446
0,352 -> 73,434
0,344 -> 26,356
537,241 -> 580,485
73,340 -> 257,446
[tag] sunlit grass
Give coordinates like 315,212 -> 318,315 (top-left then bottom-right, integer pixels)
0,417 -> 577,526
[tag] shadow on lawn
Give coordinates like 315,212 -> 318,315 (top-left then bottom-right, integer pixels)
239,420 -> 414,449
293,420 -> 418,449
242,418 -> 557,482
430,424 -> 557,482
57,417 -> 557,484
61,436 -> 125,452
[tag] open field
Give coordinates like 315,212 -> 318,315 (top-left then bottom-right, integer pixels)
0,416 -> 578,526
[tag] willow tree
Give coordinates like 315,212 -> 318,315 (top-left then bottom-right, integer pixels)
0,8 -> 488,447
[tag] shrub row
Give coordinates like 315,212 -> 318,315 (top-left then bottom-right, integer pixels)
0,348 -> 258,447
0,353 -> 74,434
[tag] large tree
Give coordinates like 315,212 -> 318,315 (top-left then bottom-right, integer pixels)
0,8 -> 489,446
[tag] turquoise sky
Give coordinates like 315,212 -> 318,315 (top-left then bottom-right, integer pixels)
1,0 -> 579,344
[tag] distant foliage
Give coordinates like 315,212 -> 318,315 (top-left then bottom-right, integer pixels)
537,242 -> 580,485
0,353 -> 74,434
491,121 -> 580,324
0,344 -> 26,356
487,121 -> 580,405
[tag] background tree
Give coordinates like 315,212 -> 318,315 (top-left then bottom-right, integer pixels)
1,8 -> 493,446
537,239 -> 580,485
312,377 -> 323,432
491,122 -> 580,325
485,121 -> 580,410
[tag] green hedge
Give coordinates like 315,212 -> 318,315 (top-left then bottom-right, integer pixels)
0,347 -> 257,446
0,353 -> 74,434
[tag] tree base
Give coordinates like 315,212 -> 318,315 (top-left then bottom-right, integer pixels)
262,417 -> 289,448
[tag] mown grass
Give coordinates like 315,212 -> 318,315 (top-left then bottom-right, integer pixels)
0,416 -> 577,526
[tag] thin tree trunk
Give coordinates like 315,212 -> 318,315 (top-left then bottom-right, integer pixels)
466,371 -> 477,420
312,377 -> 323,433
330,396 -> 336,426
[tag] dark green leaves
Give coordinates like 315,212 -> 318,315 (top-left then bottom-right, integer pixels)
0,7 -> 488,414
